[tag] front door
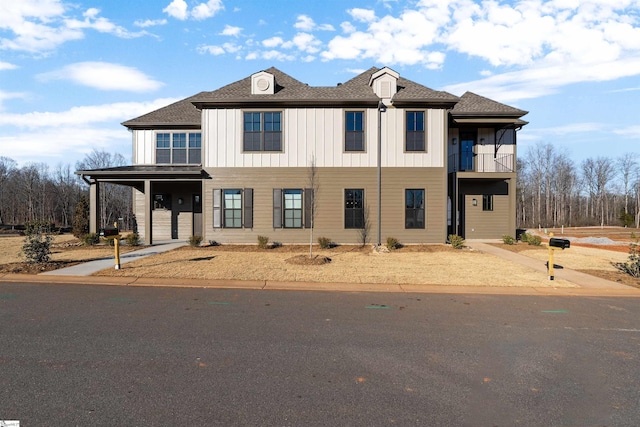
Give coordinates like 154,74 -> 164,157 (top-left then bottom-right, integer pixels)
460,136 -> 475,171
193,194 -> 202,236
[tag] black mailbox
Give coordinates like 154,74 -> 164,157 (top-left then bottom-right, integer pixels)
549,238 -> 570,249
101,227 -> 119,238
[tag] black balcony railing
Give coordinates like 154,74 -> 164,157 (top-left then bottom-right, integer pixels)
448,153 -> 515,173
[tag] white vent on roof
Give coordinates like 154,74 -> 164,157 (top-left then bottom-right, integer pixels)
369,67 -> 399,103
251,71 -> 275,95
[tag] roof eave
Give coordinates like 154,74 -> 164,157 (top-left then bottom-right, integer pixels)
192,99 -> 381,109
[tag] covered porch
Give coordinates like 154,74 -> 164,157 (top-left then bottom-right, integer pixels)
75,165 -> 208,245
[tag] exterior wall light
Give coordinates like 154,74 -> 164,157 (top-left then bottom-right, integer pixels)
472,198 -> 478,206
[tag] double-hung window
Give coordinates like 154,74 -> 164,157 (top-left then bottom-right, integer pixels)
345,111 -> 364,152
272,188 -> 313,229
344,189 -> 364,229
406,111 -> 425,152
244,112 -> 282,151
405,189 -> 425,229
156,132 -> 202,164
212,188 -> 254,229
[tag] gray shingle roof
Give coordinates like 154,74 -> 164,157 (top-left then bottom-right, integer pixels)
451,92 -> 528,117
122,67 -> 525,129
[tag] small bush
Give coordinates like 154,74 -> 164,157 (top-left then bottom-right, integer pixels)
614,240 -> 640,278
448,234 -> 465,249
21,233 -> 53,264
188,235 -> 203,247
520,232 -> 531,243
502,235 -> 515,245
125,233 -> 141,246
527,235 -> 542,246
208,240 -> 220,246
257,235 -> 269,249
272,241 -> 282,248
82,233 -> 100,246
386,237 -> 401,250
318,237 -> 333,249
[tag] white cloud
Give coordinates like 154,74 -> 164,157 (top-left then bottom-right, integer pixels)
0,2 -> 150,53
262,36 -> 283,48
164,0 -> 223,20
348,8 -> 377,23
615,126 -> 640,138
0,98 -> 179,165
0,90 -> 27,111
163,0 -> 188,20
197,44 -> 226,55
0,61 -> 18,70
134,19 -> 167,28
294,15 -> 335,32
37,62 -> 164,92
220,25 -> 242,36
282,33 -> 321,54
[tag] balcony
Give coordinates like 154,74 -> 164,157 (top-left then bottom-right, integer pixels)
448,153 -> 515,173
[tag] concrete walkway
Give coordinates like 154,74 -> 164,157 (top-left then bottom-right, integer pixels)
41,241 -> 187,276
467,241 -> 633,290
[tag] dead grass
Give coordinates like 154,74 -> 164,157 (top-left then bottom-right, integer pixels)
93,244 -> 577,288
0,235 -> 136,274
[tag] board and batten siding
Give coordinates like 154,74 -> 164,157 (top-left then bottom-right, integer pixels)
202,166 -> 447,244
201,107 -> 447,169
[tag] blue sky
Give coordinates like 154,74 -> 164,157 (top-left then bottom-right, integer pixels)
1,0 -> 639,168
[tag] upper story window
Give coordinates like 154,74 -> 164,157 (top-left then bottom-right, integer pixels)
345,111 -> 364,152
156,132 -> 202,164
406,111 -> 425,152
244,112 -> 282,152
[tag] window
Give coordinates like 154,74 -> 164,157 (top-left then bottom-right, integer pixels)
224,190 -> 242,228
405,189 -> 425,229
344,189 -> 364,229
272,189 -> 313,229
483,194 -> 493,211
406,111 -> 425,151
284,189 -> 303,228
244,112 -> 282,151
345,111 -> 364,152
156,132 -> 202,164
153,194 -> 171,210
212,189 -> 253,228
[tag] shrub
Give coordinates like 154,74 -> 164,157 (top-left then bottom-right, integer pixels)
386,237 -> 400,250
520,232 -> 531,243
82,233 -> 100,246
272,241 -> 282,248
614,239 -> 640,278
502,235 -> 515,245
125,233 -> 141,246
21,225 -> 53,264
188,235 -> 203,247
527,235 -> 542,246
208,240 -> 220,246
72,196 -> 90,238
257,235 -> 269,249
318,237 -> 333,249
448,234 -> 465,249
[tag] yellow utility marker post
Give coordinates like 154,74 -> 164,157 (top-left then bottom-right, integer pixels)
547,232 -> 570,281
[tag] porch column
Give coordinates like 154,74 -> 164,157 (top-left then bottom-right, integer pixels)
144,179 -> 152,245
89,181 -> 99,234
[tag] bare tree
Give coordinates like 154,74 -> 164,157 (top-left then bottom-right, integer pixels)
618,153 -> 638,216
0,156 -> 17,224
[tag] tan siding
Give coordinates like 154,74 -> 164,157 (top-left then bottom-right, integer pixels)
152,210 -> 172,240
464,194 -> 510,239
203,166 -> 447,244
134,189 -> 146,240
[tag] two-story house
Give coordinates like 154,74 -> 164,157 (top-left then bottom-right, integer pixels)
76,66 -> 527,245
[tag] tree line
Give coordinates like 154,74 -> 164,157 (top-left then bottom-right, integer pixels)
518,143 -> 639,229
0,150 -> 134,232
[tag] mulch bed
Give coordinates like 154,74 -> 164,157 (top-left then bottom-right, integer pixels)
0,260 -> 84,274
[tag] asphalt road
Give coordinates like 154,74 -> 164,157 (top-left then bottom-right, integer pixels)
1,283 -> 639,426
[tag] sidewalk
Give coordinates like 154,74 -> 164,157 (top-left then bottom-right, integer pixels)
40,241 -> 187,276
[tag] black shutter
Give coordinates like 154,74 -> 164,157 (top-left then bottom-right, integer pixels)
304,188 -> 314,228
273,189 -> 282,228
243,188 -> 253,229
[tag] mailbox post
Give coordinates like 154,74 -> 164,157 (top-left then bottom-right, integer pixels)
101,223 -> 121,270
547,232 -> 570,280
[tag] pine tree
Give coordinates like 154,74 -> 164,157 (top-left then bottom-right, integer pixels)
72,195 -> 90,238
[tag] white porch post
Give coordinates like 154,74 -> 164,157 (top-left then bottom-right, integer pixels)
144,179 -> 152,245
89,181 -> 99,234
